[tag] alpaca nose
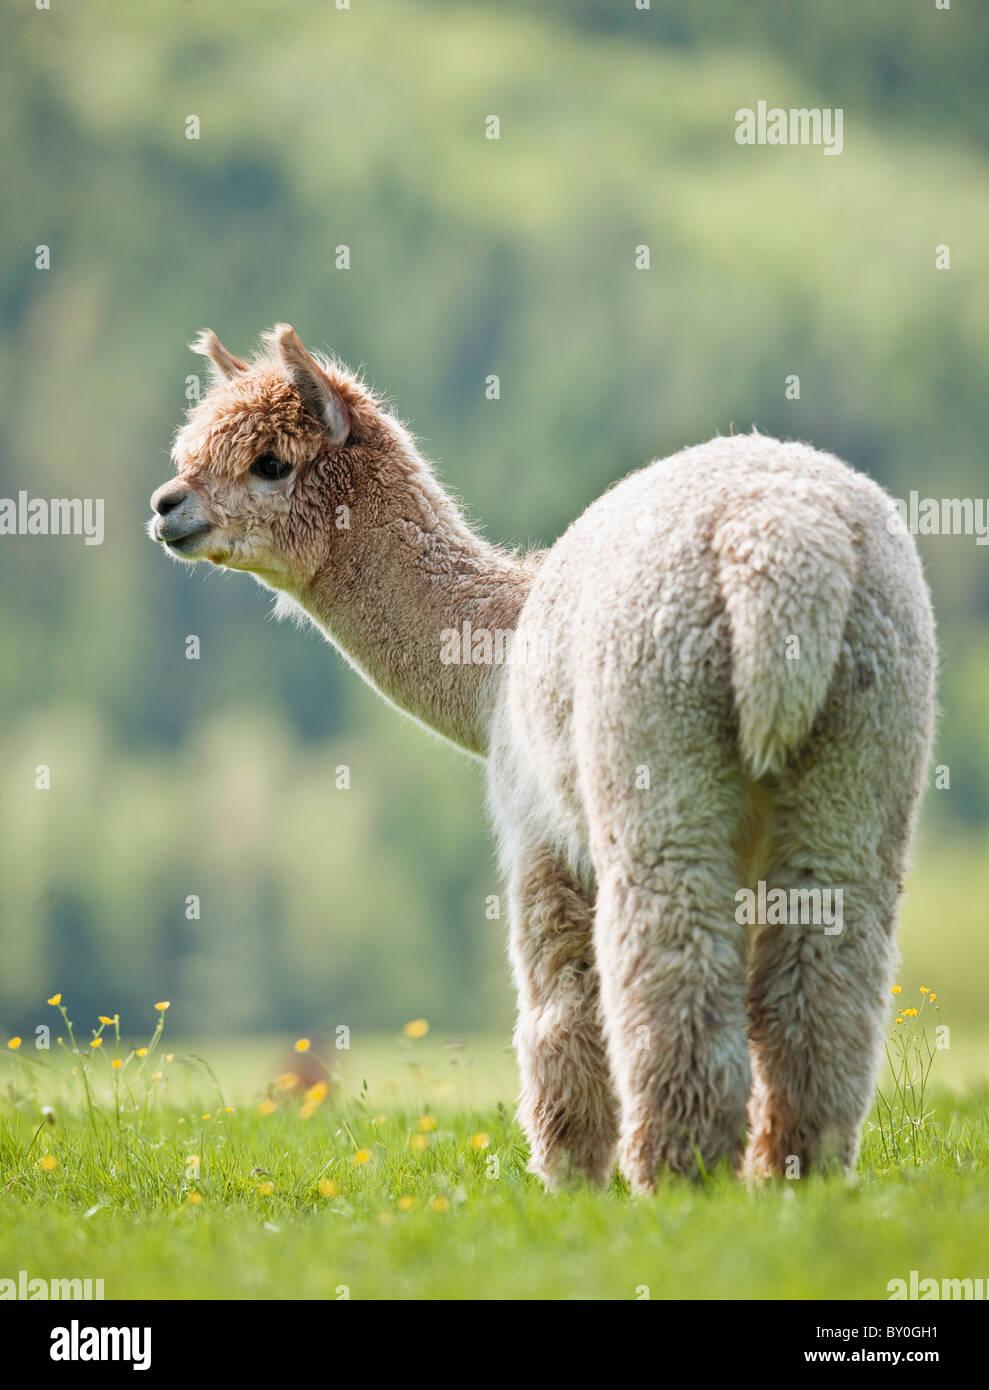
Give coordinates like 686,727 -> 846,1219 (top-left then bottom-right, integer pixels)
148,482 -> 211,548
153,485 -> 189,516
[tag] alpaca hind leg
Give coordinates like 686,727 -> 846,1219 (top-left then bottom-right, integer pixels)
745,882 -> 897,1177
593,853 -> 751,1192
745,681 -> 931,1177
580,670 -> 751,1191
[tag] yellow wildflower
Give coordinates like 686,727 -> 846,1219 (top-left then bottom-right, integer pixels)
39,1154 -> 57,1171
7,1038 -> 21,1050
403,1018 -> 429,1039
277,1071 -> 300,1089
397,1196 -> 417,1211
258,1099 -> 277,1116
431,1196 -> 450,1212
111,1059 -> 123,1070
318,1179 -> 338,1197
306,1081 -> 328,1102
919,986 -> 929,994
258,1181 -> 275,1197
354,1149 -> 371,1166
471,1132 -> 490,1150
99,1016 -> 113,1025
154,1002 -> 170,1011
891,985 -> 902,995
136,1048 -> 148,1057
47,994 -> 62,1006
90,1037 -> 102,1048
187,1192 -> 202,1206
410,1134 -> 428,1153
294,1038 -> 310,1052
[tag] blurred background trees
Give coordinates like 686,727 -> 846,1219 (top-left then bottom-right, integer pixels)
1,1 -> 986,1051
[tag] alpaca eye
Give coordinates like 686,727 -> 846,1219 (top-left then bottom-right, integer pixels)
251,456 -> 293,481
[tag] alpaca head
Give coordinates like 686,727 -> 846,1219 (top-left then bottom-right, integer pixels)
149,324 -> 415,588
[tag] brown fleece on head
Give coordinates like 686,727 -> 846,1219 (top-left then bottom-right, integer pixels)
177,332 -> 391,477
165,326 -> 521,625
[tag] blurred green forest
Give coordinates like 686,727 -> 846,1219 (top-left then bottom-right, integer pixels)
1,2 -> 987,1053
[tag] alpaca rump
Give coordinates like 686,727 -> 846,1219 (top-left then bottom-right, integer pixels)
150,325 -> 936,1192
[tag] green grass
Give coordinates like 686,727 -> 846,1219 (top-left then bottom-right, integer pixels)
2,999 -> 988,1300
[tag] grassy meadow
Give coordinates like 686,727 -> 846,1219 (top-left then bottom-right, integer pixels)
3,990 -> 987,1301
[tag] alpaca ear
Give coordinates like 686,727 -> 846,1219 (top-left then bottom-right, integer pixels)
266,323 -> 350,447
189,329 -> 248,381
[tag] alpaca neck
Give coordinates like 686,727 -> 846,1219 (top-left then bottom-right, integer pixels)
297,474 -> 533,757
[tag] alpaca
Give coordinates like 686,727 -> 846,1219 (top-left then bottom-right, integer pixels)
149,325 -> 936,1192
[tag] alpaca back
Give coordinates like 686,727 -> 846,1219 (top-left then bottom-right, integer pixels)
490,432 -> 932,849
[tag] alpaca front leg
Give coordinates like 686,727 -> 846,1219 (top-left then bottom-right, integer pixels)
509,849 -> 619,1188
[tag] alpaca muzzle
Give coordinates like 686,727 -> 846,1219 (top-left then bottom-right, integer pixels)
149,484 -> 212,549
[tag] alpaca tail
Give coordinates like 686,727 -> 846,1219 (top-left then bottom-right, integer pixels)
716,493 -> 857,780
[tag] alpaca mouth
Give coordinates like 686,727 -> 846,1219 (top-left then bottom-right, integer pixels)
153,518 -> 213,551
